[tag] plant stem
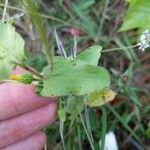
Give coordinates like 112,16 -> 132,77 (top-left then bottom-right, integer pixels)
102,44 -> 138,53
54,29 -> 67,58
84,96 -> 94,144
99,106 -> 107,150
0,3 -> 71,26
53,126 -> 76,150
1,0 -> 8,22
107,104 -> 140,142
96,0 -> 110,37
79,109 -> 95,150
22,66 -> 43,79
77,125 -> 82,150
25,0 -> 53,69
59,121 -> 66,150
73,35 -> 77,58
12,60 -> 43,79
5,12 -> 24,22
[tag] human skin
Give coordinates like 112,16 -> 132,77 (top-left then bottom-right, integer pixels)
0,67 -> 58,150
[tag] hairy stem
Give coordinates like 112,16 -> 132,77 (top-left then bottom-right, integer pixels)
22,66 -> 43,79
102,44 -> 138,53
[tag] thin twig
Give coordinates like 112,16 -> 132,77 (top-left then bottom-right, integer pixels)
79,108 -> 95,150
59,121 -> 66,150
73,35 -> 77,58
84,96 -> 94,144
54,29 -> 62,53
53,126 -> 76,150
0,3 -> 70,26
96,0 -> 110,37
22,66 -> 43,79
12,60 -> 43,79
54,29 -> 67,58
59,41 -> 67,58
1,0 -> 8,22
26,0 -> 53,68
5,12 -> 24,21
122,125 -> 140,148
102,44 -> 138,53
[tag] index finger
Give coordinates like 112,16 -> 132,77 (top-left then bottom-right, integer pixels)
0,82 -> 57,121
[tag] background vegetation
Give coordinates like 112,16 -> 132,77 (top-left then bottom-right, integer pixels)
0,0 -> 149,149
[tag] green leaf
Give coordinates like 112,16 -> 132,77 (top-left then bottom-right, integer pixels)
0,61 -> 12,80
126,0 -> 138,4
146,128 -> 150,139
146,122 -> 150,139
119,0 -> 150,31
65,96 -> 84,126
10,73 -> 34,84
76,45 -> 102,66
40,57 -> 110,97
0,23 -> 25,80
71,0 -> 97,37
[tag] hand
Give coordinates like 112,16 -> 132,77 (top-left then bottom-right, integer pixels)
0,67 -> 57,150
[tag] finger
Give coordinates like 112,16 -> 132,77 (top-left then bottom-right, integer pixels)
2,131 -> 46,150
11,66 -> 27,75
0,82 -> 57,121
0,102 -> 57,148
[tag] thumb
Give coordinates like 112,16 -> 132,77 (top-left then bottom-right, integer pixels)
11,66 -> 28,75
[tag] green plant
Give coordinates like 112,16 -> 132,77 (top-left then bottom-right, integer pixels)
119,0 -> 150,32
0,12 -> 115,150
1,0 -> 150,149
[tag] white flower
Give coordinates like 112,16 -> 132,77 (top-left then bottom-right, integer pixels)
138,29 -> 150,51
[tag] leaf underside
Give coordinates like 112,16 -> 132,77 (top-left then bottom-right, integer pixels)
0,23 -> 25,80
41,57 -> 110,97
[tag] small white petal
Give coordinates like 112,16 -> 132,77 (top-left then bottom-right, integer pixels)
138,29 -> 150,51
140,35 -> 146,41
99,132 -> 118,150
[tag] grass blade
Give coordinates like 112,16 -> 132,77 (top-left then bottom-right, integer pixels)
25,0 -> 53,67
79,107 -> 95,150
99,106 -> 107,150
107,104 -> 140,142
